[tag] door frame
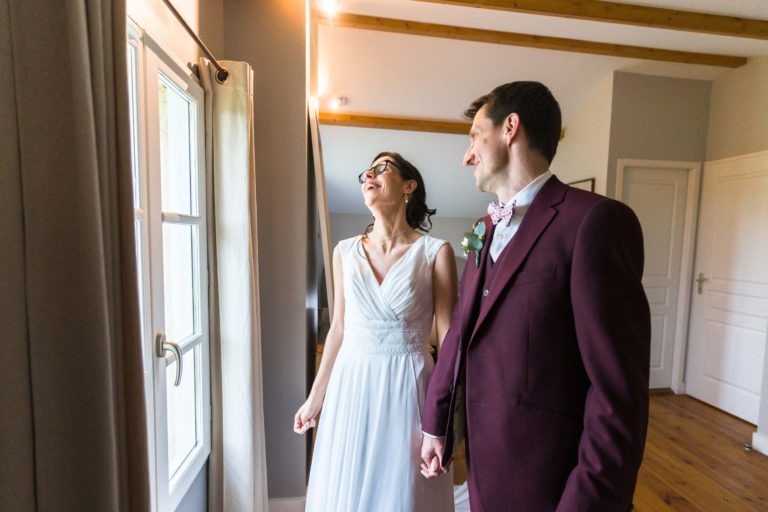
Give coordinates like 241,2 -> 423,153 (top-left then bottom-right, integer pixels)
616,159 -> 702,393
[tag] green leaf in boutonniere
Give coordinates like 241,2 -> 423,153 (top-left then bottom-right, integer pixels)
460,221 -> 487,267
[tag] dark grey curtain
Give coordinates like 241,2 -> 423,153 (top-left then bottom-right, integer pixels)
0,1 -> 150,510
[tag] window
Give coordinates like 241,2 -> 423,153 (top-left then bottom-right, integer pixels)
128,23 -> 210,511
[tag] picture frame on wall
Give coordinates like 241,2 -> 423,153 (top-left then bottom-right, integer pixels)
567,178 -> 595,192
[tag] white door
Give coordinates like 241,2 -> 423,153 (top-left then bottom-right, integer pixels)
128,26 -> 211,511
686,152 -> 768,423
618,161 -> 697,389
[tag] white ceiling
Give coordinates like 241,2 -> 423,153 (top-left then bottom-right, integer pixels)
316,0 -> 768,217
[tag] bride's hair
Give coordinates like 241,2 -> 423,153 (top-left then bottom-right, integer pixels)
363,151 -> 436,235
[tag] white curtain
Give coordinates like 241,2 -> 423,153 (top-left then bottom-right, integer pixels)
0,1 -> 149,511
200,59 -> 269,512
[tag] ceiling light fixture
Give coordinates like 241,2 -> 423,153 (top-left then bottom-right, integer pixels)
320,0 -> 338,17
330,96 -> 348,110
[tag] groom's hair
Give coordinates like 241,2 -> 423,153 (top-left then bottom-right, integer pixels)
464,81 -> 562,164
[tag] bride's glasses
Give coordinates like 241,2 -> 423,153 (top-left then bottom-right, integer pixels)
358,161 -> 396,184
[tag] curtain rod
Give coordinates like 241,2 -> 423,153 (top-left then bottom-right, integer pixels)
161,0 -> 229,83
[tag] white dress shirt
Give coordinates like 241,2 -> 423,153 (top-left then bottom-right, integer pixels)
489,171 -> 553,262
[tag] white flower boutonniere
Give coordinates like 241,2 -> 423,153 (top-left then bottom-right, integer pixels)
460,221 -> 487,267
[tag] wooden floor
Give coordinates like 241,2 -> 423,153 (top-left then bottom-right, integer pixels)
633,393 -> 768,512
452,393 -> 768,510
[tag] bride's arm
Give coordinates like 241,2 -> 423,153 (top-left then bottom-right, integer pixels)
432,243 -> 458,352
421,243 -> 459,477
294,246 -> 346,434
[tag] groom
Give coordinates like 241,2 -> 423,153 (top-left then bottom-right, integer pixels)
421,81 -> 650,511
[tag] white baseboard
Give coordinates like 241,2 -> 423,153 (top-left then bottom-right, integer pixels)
752,431 -> 768,456
269,497 -> 305,512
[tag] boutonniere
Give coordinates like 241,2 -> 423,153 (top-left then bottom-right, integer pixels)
460,221 -> 487,267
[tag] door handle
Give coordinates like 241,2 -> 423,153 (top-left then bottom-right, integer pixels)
156,333 -> 183,387
695,273 -> 708,295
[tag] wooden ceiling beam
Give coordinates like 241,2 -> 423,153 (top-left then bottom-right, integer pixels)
418,0 -> 768,40
318,13 -> 746,68
318,112 -> 472,134
318,112 -> 566,139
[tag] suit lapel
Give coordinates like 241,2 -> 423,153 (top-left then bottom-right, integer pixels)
458,216 -> 494,341
469,177 -> 568,342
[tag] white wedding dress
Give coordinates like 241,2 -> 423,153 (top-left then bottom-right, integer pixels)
305,234 -> 455,512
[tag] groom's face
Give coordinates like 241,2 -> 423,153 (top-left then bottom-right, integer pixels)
463,105 -> 508,194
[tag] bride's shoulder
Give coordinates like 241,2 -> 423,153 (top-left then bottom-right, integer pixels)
420,233 -> 448,247
336,235 -> 362,253
420,234 -> 451,263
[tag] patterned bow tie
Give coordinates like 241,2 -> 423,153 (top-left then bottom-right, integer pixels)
487,200 -> 516,226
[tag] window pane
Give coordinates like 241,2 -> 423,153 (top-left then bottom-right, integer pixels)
162,223 -> 198,343
135,218 -> 148,366
128,43 -> 140,208
166,345 -> 200,479
158,74 -> 198,216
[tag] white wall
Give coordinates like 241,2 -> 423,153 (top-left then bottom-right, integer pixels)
551,74 -> 613,196
755,330 -> 768,455
706,56 -> 768,161
224,0 -> 308,499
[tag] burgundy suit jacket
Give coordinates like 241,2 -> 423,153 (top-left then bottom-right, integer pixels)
423,177 -> 650,511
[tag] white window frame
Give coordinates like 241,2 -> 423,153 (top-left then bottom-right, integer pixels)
128,19 -> 211,512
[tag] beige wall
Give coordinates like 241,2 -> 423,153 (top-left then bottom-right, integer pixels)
127,0 -> 224,63
706,56 -> 768,161
552,74 -> 613,196
606,72 -> 711,196
224,0 -> 308,499
551,72 -> 711,198
329,213 -> 369,247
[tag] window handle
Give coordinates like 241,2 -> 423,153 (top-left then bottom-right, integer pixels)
156,333 -> 183,386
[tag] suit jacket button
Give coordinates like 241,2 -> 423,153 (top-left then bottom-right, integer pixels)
483,289 -> 489,297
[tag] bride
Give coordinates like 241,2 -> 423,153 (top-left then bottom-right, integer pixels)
294,152 -> 457,511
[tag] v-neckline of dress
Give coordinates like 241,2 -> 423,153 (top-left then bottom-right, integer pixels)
358,234 -> 424,289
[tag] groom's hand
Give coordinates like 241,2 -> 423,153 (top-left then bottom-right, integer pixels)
420,434 -> 449,479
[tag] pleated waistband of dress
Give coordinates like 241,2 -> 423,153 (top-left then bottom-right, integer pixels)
343,318 -> 430,355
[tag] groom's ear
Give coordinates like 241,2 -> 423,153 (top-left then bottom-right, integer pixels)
503,113 -> 521,146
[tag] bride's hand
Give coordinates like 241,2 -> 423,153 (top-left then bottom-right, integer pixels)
293,395 -> 322,434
